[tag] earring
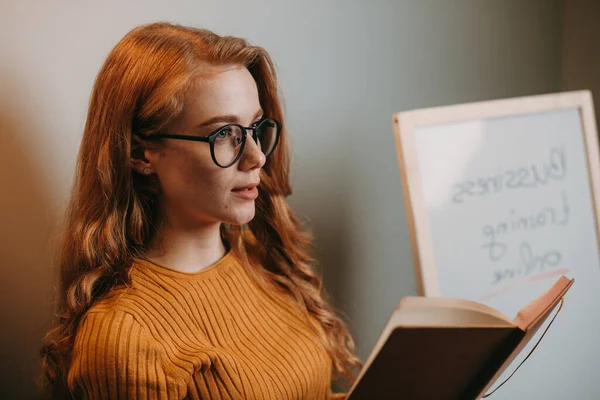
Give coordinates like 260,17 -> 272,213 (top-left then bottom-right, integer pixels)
143,168 -> 151,175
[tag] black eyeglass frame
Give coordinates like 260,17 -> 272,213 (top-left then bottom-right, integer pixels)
151,117 -> 282,168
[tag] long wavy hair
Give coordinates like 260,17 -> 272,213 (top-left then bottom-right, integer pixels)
39,22 -> 362,397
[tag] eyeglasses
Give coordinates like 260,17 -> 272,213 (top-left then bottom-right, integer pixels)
152,117 -> 282,168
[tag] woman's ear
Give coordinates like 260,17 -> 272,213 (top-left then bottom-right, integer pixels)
130,135 -> 155,175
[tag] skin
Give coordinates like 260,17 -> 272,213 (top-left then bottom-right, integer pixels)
131,66 -> 266,273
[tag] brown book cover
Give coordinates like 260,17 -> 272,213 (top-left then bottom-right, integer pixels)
347,276 -> 574,400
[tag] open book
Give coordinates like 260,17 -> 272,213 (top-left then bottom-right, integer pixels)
347,276 -> 574,399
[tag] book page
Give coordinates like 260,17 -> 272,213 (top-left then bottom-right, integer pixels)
395,296 -> 514,326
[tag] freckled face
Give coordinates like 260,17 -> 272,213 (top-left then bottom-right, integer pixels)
148,67 -> 266,227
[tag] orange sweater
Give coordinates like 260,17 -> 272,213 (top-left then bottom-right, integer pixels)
67,250 -> 346,399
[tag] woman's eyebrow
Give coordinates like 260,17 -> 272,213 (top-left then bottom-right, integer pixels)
197,109 -> 264,127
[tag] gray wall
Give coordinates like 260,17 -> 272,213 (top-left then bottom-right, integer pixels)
0,1 -> 562,397
562,0 -> 600,121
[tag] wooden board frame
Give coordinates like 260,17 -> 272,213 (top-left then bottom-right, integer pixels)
392,90 -> 599,296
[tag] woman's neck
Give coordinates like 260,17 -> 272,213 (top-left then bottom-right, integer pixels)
145,213 -> 227,273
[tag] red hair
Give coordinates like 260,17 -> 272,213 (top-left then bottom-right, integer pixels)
40,22 -> 361,397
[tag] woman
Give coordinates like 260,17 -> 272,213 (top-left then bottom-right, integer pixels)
40,22 -> 361,399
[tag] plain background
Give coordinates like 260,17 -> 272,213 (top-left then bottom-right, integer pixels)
0,0 -> 598,398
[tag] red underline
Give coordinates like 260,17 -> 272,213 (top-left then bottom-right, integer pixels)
527,268 -> 570,283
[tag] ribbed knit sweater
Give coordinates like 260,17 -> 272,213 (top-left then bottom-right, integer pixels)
67,250 -> 345,399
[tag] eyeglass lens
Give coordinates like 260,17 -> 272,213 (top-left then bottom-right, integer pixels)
212,118 -> 278,167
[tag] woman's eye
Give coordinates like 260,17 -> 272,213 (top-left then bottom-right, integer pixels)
216,128 -> 231,139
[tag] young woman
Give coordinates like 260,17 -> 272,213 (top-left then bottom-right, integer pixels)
40,22 -> 361,399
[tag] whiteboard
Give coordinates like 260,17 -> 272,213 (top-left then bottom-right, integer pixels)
393,91 -> 600,399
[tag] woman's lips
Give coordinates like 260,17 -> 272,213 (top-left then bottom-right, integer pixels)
231,185 -> 259,200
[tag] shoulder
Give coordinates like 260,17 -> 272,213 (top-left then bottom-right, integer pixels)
72,305 -> 154,360
72,286 -> 156,359
80,274 -> 162,332
68,304 -> 188,398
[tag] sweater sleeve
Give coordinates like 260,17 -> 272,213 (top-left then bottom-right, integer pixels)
68,310 -> 187,399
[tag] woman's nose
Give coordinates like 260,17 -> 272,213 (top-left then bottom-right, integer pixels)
238,131 -> 266,171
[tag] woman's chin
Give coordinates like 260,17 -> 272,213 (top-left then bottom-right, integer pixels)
223,208 -> 256,226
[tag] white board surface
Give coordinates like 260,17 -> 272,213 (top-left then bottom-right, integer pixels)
393,91 -> 600,399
